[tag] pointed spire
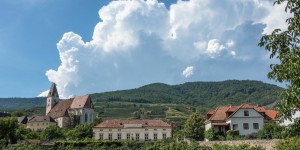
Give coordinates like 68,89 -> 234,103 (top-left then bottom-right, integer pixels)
47,82 -> 59,98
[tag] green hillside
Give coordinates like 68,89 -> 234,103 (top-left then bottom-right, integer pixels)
91,80 -> 283,108
1,80 -> 283,126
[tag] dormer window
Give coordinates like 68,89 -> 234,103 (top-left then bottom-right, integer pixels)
244,110 -> 249,116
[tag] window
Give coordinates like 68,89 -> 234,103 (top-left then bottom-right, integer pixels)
163,133 -> 167,140
163,129 -> 166,131
118,129 -> 121,131
37,123 -> 39,126
244,110 -> 249,116
100,129 -> 103,131
42,123 -> 44,125
154,129 -> 157,131
154,133 -> 158,141
46,123 -> 48,125
126,133 -> 131,140
85,113 -> 88,123
99,133 -> 103,140
232,124 -> 238,130
117,133 -> 122,140
145,133 -> 149,141
109,129 -> 112,131
108,133 -> 112,140
135,133 -> 139,141
145,129 -> 148,131
243,123 -> 249,130
253,123 -> 259,129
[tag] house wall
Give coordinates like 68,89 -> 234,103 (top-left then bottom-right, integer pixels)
93,127 -> 172,141
227,109 -> 264,135
27,121 -> 56,131
205,122 -> 212,131
281,110 -> 300,126
56,117 -> 70,128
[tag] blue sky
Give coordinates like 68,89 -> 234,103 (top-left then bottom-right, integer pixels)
0,0 -> 289,98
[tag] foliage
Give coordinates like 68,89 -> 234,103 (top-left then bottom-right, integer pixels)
276,138 -> 300,150
11,110 -> 29,117
16,126 -> 38,140
205,128 -> 215,141
0,97 -> 45,111
258,0 -> 300,119
226,130 -> 240,140
40,125 -> 65,140
65,124 -> 93,140
92,80 -> 282,109
0,117 -> 18,144
184,112 -> 205,140
212,144 -> 264,150
257,123 -> 285,139
282,120 -> 300,138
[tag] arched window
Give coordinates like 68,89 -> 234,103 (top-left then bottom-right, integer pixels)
85,113 -> 88,123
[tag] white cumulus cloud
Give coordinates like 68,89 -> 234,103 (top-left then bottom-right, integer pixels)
40,0 -> 291,98
182,66 -> 194,78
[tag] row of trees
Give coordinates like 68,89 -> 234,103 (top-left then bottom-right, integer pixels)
0,117 -> 102,148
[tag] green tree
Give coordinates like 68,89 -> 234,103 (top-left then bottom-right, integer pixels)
11,110 -> 28,117
259,0 -> 300,119
257,123 -> 284,139
40,125 -> 64,140
0,117 -> 18,145
183,112 -> 205,140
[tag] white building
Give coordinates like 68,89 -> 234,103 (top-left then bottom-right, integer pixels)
205,104 -> 278,136
46,83 -> 97,128
280,109 -> 300,126
93,119 -> 172,141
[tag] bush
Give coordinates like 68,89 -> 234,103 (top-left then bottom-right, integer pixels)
257,123 -> 284,139
204,128 -> 215,141
276,138 -> 300,150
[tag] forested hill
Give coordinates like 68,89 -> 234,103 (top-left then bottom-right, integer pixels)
0,80 -> 283,111
91,80 -> 283,108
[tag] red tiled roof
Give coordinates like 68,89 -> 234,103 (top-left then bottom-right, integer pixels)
94,119 -> 172,128
207,103 -> 278,121
28,116 -> 56,123
70,95 -> 91,109
47,99 -> 73,119
265,109 -> 278,120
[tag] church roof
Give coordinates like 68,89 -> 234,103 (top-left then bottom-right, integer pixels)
70,95 -> 92,109
48,82 -> 59,97
47,99 -> 73,119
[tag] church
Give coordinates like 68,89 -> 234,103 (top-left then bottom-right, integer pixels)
46,83 -> 97,128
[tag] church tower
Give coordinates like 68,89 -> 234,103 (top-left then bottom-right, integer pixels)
46,83 -> 59,115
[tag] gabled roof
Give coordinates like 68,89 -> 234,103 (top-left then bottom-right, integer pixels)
18,116 -> 28,124
47,99 -> 73,119
70,95 -> 92,109
94,119 -> 172,128
206,103 -> 278,122
28,116 -> 56,123
48,82 -> 59,98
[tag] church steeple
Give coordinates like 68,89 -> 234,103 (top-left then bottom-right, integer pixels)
48,82 -> 59,98
46,82 -> 59,115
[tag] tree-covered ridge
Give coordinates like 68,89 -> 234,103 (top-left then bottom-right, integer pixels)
0,97 -> 46,110
91,80 -> 283,108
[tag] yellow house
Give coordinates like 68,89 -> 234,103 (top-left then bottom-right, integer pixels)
27,116 -> 56,131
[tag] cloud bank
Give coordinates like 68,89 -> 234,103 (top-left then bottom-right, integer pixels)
41,0 -> 290,98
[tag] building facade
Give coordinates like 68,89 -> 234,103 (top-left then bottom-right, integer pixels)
205,104 -> 278,137
46,83 -> 97,128
93,119 -> 172,141
26,116 -> 56,131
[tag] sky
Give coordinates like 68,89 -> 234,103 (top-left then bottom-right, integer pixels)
0,0 -> 290,98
